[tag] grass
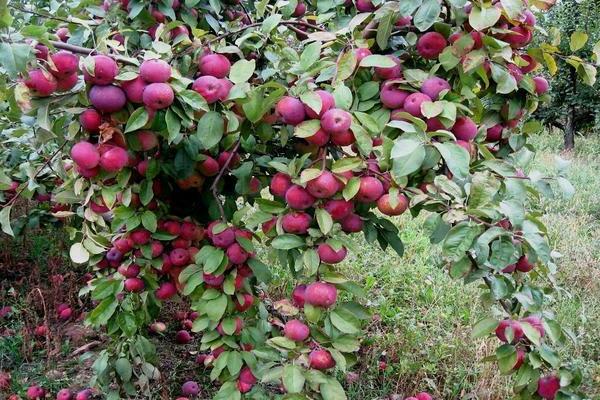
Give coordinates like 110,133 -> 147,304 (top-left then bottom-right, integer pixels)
336,131 -> 600,399
1,130 -> 599,399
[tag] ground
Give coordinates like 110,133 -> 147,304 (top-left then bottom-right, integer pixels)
1,131 -> 599,399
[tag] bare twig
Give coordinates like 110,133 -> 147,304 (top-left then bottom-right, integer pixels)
210,140 -> 241,222
240,3 -> 254,24
71,340 -> 102,356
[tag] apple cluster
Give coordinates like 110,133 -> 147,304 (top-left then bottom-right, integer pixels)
23,49 -> 80,97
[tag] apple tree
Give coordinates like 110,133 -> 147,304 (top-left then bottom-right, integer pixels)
0,0 -> 597,399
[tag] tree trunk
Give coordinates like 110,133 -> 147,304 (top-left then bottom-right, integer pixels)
564,108 -> 575,150
563,66 -> 577,150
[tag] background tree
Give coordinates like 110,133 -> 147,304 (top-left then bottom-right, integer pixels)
534,0 -> 600,149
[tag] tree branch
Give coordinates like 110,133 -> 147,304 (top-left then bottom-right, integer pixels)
47,40 -> 137,66
209,19 -> 326,44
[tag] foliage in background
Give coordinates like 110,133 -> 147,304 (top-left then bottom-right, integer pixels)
534,0 -> 600,148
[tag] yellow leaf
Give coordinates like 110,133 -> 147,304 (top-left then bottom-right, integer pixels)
570,31 -> 588,52
543,53 -> 557,76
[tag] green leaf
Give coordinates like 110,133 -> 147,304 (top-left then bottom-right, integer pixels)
283,364 -> 305,394
315,208 -> 333,235
433,142 -> 470,180
229,59 -> 256,84
0,206 -> 13,236
592,41 -> 600,64
391,138 -> 426,177
333,84 -> 353,110
556,177 -> 575,199
539,345 -> 560,369
206,294 -> 228,321
376,12 -> 394,50
577,63 -> 597,86
399,0 -> 423,16
354,112 -> 379,134
0,43 -> 31,78
141,211 -> 157,232
227,351 -> 243,376
421,101 -> 444,119
247,258 -> 272,283
303,248 -> 320,275
203,247 -> 225,274
332,157 -> 363,173
165,108 -> 181,143
570,31 -> 588,52
414,0 -> 442,32
139,180 -> 154,206
213,382 -> 240,400
300,92 -> 322,116
488,275 -> 508,300
343,177 -> 360,200
499,0 -> 524,19
271,234 -> 305,250
449,256 -> 471,279
442,222 -> 481,259
88,297 -> 118,326
472,317 -> 499,339
321,379 -> 347,400
491,64 -> 518,94
243,83 -> 286,123
115,358 -> 133,382
382,230 -> 404,256
196,111 -> 224,149
0,0 -> 13,28
335,50 -> 357,82
496,344 -> 518,374
261,14 -> 282,34
469,6 -> 501,31
20,25 -> 47,38
300,42 -> 322,71
179,90 -> 209,111
359,55 -> 396,68
543,319 -> 564,344
70,243 -> 90,264
330,311 -> 360,334
332,336 -> 360,352
268,336 -> 297,350
521,320 -> 541,346
439,47 -> 460,70
328,348 -> 347,372
294,119 -> 322,138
